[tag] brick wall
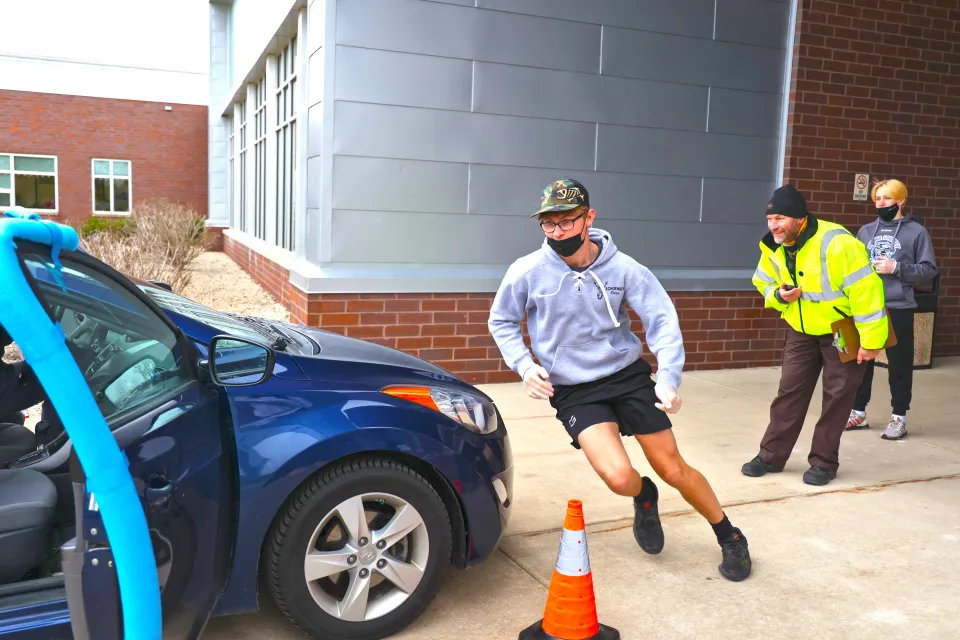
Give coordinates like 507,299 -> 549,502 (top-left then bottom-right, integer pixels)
0,89 -> 207,224
224,235 -> 787,384
782,0 -> 960,355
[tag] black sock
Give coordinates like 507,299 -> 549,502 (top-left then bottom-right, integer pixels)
634,476 -> 657,505
711,514 -> 735,542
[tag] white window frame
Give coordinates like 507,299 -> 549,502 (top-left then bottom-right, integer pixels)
228,115 -> 235,229
0,153 -> 59,214
91,158 -> 133,216
238,99 -> 248,233
275,35 -> 298,252
253,76 -> 268,240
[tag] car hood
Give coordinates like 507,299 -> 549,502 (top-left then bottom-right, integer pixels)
280,322 -> 456,380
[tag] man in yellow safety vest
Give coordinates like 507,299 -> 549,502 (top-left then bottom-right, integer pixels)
741,183 -> 888,486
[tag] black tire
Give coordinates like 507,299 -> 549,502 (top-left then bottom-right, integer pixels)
265,459 -> 452,640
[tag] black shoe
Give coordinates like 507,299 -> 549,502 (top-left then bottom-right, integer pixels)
741,455 -> 782,477
802,465 -> 836,486
719,528 -> 751,582
633,479 -> 664,555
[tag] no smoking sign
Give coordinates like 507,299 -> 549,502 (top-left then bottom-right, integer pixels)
853,173 -> 869,201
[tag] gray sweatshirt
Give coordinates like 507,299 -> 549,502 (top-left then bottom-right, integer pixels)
488,228 -> 685,390
857,215 -> 937,310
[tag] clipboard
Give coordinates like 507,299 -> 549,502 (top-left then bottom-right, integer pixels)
830,308 -> 897,363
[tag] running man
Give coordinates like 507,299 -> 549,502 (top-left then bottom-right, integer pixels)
488,179 -> 752,581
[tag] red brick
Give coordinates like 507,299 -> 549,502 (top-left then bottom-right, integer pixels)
345,325 -> 385,339
468,335 -> 497,348
384,325 -> 421,338
454,348 -> 488,359
320,314 -> 361,326
385,300 -> 421,312
360,313 -> 398,325
434,312 -> 469,324
433,336 -> 467,348
347,300 -> 385,313
422,299 -> 457,311
455,323 -> 489,336
457,298 -> 491,311
422,324 -> 455,337
397,337 -> 432,350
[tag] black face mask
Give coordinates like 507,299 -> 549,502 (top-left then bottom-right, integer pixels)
877,203 -> 900,222
547,228 -> 586,257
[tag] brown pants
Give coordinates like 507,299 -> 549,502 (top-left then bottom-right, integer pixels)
759,328 -> 867,472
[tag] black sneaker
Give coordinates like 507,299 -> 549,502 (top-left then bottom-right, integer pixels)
803,465 -> 836,486
719,528 -> 751,582
741,455 -> 782,477
633,479 -> 664,555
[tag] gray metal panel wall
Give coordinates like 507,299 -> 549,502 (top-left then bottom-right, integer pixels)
323,0 -> 790,289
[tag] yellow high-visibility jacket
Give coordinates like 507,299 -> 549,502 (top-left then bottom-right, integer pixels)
752,216 -> 889,349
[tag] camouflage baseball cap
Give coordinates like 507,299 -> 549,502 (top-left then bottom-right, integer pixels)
530,178 -> 590,217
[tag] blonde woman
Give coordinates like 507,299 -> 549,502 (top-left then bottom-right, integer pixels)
847,179 -> 938,439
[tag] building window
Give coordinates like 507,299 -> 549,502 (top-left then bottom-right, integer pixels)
228,116 -> 235,229
238,100 -> 248,233
0,153 -> 58,212
92,159 -> 132,214
275,35 -> 297,252
253,76 -> 268,241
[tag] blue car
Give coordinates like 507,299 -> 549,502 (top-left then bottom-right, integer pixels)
0,238 -> 513,639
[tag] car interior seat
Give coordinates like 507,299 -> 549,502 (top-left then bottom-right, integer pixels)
0,468 -> 57,584
0,422 -> 37,467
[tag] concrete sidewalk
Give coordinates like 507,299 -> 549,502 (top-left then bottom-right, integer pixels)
206,357 -> 960,639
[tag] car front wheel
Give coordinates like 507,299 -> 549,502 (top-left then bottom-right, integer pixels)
265,459 -> 452,640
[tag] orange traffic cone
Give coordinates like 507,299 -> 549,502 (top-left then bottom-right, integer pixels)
519,500 -> 619,640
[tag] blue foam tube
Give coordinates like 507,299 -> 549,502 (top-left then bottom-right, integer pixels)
0,209 -> 161,640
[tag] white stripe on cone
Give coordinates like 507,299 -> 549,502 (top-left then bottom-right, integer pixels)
554,527 -> 591,577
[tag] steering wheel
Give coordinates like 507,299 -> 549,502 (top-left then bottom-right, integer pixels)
83,336 -> 126,378
68,313 -> 98,341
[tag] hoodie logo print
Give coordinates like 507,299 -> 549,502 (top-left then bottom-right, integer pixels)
593,281 -> 624,300
868,235 -> 901,261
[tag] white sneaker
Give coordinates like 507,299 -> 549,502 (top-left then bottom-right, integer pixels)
845,410 -> 869,431
881,415 -> 907,440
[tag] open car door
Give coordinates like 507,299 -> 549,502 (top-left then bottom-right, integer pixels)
12,242 -> 268,639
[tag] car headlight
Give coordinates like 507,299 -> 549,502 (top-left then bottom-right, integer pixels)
381,385 -> 499,435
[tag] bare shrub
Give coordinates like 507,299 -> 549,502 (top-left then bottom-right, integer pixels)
78,199 -> 207,293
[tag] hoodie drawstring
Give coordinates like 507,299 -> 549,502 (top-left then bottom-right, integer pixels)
537,270 -> 621,328
587,270 -> 622,328
540,271 -> 575,297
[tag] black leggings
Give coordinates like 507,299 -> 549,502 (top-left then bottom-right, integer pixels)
853,307 -> 915,416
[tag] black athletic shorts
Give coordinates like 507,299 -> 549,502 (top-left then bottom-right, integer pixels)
548,358 -> 673,449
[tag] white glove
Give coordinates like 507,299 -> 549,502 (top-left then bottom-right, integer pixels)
522,364 -> 554,400
654,383 -> 682,414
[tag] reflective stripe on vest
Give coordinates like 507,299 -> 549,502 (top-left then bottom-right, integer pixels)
842,264 -> 874,290
754,267 -> 775,284
854,308 -> 887,324
799,228 -> 848,303
767,257 -> 782,282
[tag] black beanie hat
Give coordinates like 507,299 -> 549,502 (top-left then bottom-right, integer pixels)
766,183 -> 808,219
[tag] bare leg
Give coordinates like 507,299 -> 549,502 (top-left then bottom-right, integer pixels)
635,429 -> 724,524
576,422 -> 644,496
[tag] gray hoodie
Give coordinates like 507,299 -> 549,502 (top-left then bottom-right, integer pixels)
488,228 -> 685,390
857,214 -> 937,310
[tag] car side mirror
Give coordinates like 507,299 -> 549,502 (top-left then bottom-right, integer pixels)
202,335 -> 275,387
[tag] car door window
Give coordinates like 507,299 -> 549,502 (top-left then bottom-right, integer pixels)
20,250 -> 193,421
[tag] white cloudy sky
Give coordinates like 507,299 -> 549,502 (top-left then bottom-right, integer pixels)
0,0 -> 210,74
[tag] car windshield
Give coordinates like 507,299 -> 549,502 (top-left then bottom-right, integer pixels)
140,287 -> 274,345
